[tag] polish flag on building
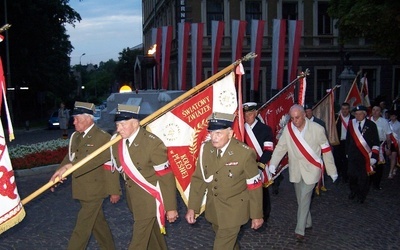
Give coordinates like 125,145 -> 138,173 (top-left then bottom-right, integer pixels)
250,19 -> 266,91
288,20 -> 303,83
211,21 -> 225,75
178,22 -> 190,90
271,19 -> 286,90
191,23 -> 204,87
0,57 -> 25,234
147,72 -> 237,208
161,26 -> 173,90
231,20 -> 247,62
151,27 -> 162,89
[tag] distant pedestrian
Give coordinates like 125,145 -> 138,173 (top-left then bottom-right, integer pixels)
58,102 -> 70,139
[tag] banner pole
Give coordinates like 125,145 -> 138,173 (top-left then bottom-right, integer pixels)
21,52 -> 258,205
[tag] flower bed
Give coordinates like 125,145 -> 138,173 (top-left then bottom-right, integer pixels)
9,139 -> 69,170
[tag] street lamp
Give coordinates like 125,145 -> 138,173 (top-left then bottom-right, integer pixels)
79,53 -> 86,65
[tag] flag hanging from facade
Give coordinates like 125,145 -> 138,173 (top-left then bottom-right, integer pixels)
211,21 -> 225,75
360,74 -> 371,108
231,20 -> 247,62
0,57 -> 25,234
271,19 -> 286,90
288,20 -> 303,83
250,19 -> 265,91
312,87 -> 340,146
151,27 -> 162,89
147,72 -> 237,208
161,26 -> 172,90
191,23 -> 204,87
177,22 -> 190,90
344,79 -> 362,110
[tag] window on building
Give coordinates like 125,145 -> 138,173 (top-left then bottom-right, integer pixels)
282,2 -> 298,20
318,1 -> 333,44
206,0 -> 224,35
245,0 -> 262,35
315,69 -> 333,101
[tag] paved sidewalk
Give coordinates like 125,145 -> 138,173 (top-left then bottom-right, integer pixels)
1,168 -> 400,249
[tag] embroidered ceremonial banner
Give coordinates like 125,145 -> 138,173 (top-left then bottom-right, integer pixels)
250,19 -> 265,91
298,75 -> 307,107
344,80 -> 362,110
360,75 -> 371,108
147,72 -> 237,208
258,80 -> 297,179
313,87 -> 340,146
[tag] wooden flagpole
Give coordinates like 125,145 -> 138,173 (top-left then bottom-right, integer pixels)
21,52 -> 257,205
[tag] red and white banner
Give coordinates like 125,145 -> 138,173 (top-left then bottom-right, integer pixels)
178,22 -> 190,90
211,21 -> 225,75
147,72 -> 237,208
231,20 -> 247,62
360,75 -> 371,108
191,23 -> 204,87
313,87 -> 340,145
271,19 -> 286,90
344,80 -> 362,110
0,57 -> 24,234
161,26 -> 173,90
298,75 -> 307,107
258,80 -> 298,178
288,20 -> 303,83
250,19 -> 266,91
151,27 -> 162,89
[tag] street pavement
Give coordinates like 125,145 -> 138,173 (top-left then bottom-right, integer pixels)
1,129 -> 400,249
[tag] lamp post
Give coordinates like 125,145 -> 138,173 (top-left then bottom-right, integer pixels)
79,53 -> 86,65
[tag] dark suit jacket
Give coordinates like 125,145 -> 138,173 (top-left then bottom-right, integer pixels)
60,125 -> 121,201
335,114 -> 354,140
188,138 -> 263,229
249,119 -> 274,164
112,127 -> 177,220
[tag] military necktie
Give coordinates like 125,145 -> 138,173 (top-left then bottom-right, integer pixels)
217,149 -> 222,159
126,139 -> 130,148
358,122 -> 362,133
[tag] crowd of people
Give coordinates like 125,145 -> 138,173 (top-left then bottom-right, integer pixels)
49,98 -> 400,249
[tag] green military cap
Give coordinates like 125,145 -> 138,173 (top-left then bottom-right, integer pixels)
73,101 -> 95,116
115,104 -> 140,121
207,112 -> 235,131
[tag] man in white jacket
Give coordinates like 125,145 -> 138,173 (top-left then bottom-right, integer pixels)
268,104 -> 337,241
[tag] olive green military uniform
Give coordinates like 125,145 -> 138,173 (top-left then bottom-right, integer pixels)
188,138 -> 263,250
111,127 -> 177,250
60,125 -> 121,250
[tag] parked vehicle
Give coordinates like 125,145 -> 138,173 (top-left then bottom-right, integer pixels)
47,110 -> 73,129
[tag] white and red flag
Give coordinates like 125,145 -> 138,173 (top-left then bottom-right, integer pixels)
288,20 -> 303,83
191,23 -> 204,87
161,26 -> 173,90
360,74 -> 371,108
151,27 -> 162,89
0,57 -> 25,234
147,72 -> 237,208
178,22 -> 190,90
298,75 -> 307,107
211,20 -> 225,75
250,19 -> 266,91
258,79 -> 298,180
344,79 -> 363,110
271,19 -> 286,90
231,20 -> 247,62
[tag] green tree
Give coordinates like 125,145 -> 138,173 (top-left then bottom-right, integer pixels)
114,47 -> 143,86
0,0 -> 81,125
84,60 -> 117,104
328,0 -> 400,61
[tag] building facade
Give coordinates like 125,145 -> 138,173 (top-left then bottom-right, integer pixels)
141,0 -> 399,106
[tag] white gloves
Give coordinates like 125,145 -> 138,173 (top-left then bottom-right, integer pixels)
331,174 -> 338,183
269,165 -> 276,175
370,158 -> 377,166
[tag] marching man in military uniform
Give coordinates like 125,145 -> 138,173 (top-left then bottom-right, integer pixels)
185,112 -> 263,250
51,101 -> 121,250
243,102 -> 274,222
110,104 -> 178,250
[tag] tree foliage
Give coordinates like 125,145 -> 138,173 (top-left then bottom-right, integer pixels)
328,0 -> 400,61
0,0 -> 81,124
114,47 -> 143,85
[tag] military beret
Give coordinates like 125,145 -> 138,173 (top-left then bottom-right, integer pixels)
352,105 -> 368,112
73,101 -> 95,116
115,104 -> 140,121
243,102 -> 258,112
208,112 -> 235,131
